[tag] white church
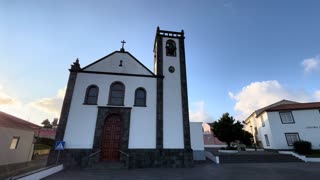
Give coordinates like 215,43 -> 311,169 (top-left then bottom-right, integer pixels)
48,27 -> 204,168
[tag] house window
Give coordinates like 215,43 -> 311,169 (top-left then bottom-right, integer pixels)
264,134 -> 270,146
134,88 -> 146,106
84,85 -> 99,104
166,40 -> 176,56
254,127 -> 258,135
108,82 -> 125,106
279,112 -> 295,124
10,137 -> 20,149
261,116 -> 265,127
285,133 -> 300,146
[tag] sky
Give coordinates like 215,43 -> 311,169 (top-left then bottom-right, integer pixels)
1,0 -> 320,125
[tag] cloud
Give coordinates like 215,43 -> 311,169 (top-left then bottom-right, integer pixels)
229,80 -> 314,120
0,86 -> 19,105
189,101 -> 214,123
30,88 -> 65,116
302,56 -> 320,72
0,93 -> 18,105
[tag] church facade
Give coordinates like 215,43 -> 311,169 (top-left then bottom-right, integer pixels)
48,27 -> 194,168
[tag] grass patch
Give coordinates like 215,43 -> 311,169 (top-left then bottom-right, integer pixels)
34,144 -> 52,150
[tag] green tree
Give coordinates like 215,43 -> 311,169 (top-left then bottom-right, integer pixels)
240,130 -> 253,146
52,118 -> 58,128
41,119 -> 52,128
210,113 -> 243,147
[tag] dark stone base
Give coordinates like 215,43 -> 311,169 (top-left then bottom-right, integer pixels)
47,148 -> 193,169
47,149 -> 92,168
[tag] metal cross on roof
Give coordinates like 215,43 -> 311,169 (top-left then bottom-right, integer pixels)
120,40 -> 126,52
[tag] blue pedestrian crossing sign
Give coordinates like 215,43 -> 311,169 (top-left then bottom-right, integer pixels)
55,141 -> 65,150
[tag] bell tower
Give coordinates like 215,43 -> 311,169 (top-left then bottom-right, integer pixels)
154,27 -> 192,166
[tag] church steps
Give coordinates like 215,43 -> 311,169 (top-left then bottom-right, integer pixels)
85,161 -> 127,170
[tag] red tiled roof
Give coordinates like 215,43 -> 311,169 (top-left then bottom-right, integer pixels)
266,102 -> 320,112
0,111 -> 41,131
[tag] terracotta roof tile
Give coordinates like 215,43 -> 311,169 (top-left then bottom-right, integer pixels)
0,111 -> 40,131
266,102 -> 320,112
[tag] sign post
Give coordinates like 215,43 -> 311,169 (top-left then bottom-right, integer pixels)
55,141 -> 65,164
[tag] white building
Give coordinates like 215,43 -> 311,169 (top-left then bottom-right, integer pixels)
244,100 -> 320,150
0,111 -> 40,166
48,27 -> 198,168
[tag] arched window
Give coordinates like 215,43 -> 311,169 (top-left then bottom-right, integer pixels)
134,88 -> 146,106
108,82 -> 125,106
84,85 -> 99,104
166,39 -> 176,56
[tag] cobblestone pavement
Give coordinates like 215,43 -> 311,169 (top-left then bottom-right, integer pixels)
44,162 -> 320,180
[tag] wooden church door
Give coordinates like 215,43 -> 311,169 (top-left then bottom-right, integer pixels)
101,114 -> 121,161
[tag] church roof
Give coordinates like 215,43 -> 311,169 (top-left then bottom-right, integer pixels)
82,51 -> 156,77
0,111 -> 40,131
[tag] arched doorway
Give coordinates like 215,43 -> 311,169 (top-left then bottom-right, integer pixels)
101,114 -> 121,161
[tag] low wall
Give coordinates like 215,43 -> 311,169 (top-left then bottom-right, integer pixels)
34,149 -> 50,156
204,145 -> 227,148
204,151 -> 219,164
193,150 -> 205,160
279,151 -> 320,162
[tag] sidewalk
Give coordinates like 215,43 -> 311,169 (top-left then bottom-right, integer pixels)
0,155 -> 48,180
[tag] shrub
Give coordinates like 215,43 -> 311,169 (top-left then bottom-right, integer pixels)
240,130 -> 253,146
293,140 -> 312,155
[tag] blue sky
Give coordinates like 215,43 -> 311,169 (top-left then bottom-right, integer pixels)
1,0 -> 320,125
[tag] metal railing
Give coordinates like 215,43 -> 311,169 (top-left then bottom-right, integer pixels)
83,149 -> 101,167
118,150 -> 130,168
88,150 -> 101,158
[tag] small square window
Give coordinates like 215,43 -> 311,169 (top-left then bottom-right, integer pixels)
10,137 -> 20,149
285,133 -> 300,146
279,112 -> 295,124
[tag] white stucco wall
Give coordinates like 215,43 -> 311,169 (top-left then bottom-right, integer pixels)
0,126 -> 34,165
190,122 -> 204,151
256,112 -> 273,148
83,52 -> 153,75
63,72 -> 157,149
268,109 -> 320,149
162,37 -> 184,149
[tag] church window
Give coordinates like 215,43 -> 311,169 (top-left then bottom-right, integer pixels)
84,85 -> 99,105
108,82 -> 125,106
166,40 -> 176,56
168,66 -> 175,73
134,88 -> 146,106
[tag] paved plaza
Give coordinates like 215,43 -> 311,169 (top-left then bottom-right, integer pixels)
44,162 -> 320,180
